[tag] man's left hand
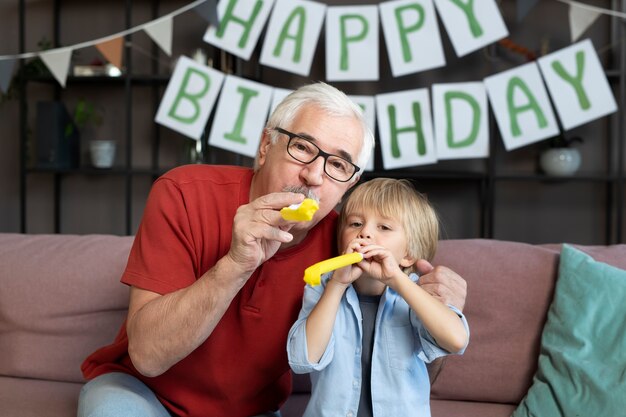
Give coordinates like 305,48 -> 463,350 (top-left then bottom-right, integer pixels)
415,259 -> 467,311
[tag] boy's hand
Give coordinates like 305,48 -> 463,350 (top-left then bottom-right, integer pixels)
329,241 -> 365,285
355,244 -> 403,284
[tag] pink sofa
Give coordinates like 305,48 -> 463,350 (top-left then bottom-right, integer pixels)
1,233 -> 624,417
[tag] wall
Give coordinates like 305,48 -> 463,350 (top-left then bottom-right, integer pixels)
0,0 -> 624,244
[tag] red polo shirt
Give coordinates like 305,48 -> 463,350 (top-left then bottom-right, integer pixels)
82,165 -> 337,417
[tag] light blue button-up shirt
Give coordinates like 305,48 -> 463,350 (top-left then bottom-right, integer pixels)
287,273 -> 469,417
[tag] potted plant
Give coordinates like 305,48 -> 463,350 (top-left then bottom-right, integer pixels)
66,99 -> 104,137
67,99 -> 115,169
539,133 -> 583,176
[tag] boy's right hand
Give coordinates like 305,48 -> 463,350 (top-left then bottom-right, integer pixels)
330,241 -> 366,285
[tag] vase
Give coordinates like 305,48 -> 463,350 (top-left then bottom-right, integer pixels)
89,140 -> 116,168
540,148 -> 581,177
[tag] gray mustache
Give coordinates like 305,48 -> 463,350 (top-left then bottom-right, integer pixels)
283,185 -> 319,203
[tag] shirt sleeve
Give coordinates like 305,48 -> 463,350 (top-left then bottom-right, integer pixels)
287,273 -> 337,374
122,177 -> 199,294
406,273 -> 470,363
412,304 -> 470,363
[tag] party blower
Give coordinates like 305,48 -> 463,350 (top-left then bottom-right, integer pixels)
280,198 -> 319,221
279,199 -> 363,286
303,252 -> 364,286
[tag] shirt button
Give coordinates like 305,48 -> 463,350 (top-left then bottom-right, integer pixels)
347,412 -> 354,417
353,380 -> 359,388
355,348 -> 361,355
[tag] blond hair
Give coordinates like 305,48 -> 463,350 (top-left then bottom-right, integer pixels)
338,178 -> 439,271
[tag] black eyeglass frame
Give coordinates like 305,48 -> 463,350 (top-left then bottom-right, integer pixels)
273,127 -> 361,183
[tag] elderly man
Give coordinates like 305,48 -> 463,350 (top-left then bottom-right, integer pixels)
78,82 -> 466,417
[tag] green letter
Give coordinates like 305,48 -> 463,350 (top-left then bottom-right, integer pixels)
551,50 -> 591,110
394,3 -> 425,63
216,0 -> 263,48
168,68 -> 210,124
340,14 -> 369,71
223,86 -> 259,144
507,76 -> 548,137
444,91 -> 481,148
272,6 -> 306,62
387,102 -> 427,158
448,0 -> 483,38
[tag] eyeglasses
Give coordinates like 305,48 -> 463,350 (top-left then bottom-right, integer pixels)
274,127 -> 360,183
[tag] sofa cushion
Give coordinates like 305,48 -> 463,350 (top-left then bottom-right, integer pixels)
0,233 -> 133,383
511,244 -> 626,417
431,399 -> 516,417
0,376 -> 82,417
430,239 -> 560,404
430,240 -> 626,405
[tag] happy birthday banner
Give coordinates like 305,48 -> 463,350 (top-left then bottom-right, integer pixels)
156,0 -> 617,170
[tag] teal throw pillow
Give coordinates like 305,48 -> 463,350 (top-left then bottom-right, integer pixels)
512,244 -> 626,417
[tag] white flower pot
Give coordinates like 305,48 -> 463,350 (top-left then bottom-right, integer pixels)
540,148 -> 581,176
90,140 -> 117,169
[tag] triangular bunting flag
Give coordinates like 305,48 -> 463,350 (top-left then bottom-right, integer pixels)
0,58 -> 17,94
194,0 -> 219,27
95,37 -> 124,69
144,17 -> 173,56
569,3 -> 602,41
39,48 -> 73,88
517,0 -> 541,22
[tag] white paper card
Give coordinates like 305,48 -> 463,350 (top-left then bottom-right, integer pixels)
433,0 -> 508,57
155,56 -> 225,140
484,62 -> 559,151
269,87 -> 294,115
348,95 -> 376,171
379,0 -> 445,77
326,6 -> 379,81
376,88 -> 437,169
259,0 -> 326,76
538,39 -> 617,131
208,74 -> 273,158
433,82 -> 489,160
203,0 -> 276,61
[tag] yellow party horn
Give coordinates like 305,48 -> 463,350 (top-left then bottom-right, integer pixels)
303,252 -> 364,286
280,198 -> 319,222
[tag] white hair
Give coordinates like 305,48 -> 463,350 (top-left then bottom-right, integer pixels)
257,82 -> 375,173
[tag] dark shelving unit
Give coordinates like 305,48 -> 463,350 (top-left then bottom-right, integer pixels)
17,0 -> 216,235
16,1 -> 625,244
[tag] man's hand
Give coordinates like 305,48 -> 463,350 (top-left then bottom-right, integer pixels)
415,259 -> 467,311
227,192 -> 304,275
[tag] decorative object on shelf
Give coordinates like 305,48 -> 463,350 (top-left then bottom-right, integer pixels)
67,99 -> 116,168
184,139 -> 204,164
89,140 -> 116,168
35,101 -> 80,169
68,98 -> 104,135
539,134 -> 583,177
73,58 -> 122,77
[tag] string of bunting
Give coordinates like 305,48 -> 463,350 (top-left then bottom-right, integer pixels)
0,0 -> 217,91
0,0 -> 623,92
